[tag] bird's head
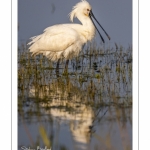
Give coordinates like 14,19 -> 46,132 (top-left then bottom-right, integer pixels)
69,0 -> 111,43
69,0 -> 92,22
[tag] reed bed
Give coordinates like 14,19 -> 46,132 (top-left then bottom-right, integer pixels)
18,43 -> 132,150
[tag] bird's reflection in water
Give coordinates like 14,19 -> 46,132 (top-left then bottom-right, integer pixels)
29,76 -> 94,149
19,73 -> 132,150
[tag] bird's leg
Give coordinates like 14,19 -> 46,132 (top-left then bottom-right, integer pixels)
64,59 -> 69,72
56,59 -> 60,73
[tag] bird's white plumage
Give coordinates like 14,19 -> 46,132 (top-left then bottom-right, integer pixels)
28,0 -> 96,61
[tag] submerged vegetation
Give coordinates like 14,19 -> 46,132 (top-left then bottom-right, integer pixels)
18,43 -> 132,150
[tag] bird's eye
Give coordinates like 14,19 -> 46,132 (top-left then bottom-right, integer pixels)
87,9 -> 90,11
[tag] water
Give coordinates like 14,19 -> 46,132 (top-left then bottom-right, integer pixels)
18,44 -> 132,150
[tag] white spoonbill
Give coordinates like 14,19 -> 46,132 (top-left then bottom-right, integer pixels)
28,0 -> 110,71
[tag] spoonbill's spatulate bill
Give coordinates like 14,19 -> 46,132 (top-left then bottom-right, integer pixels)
28,0 -> 110,64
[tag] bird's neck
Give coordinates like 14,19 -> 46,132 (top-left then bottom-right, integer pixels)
78,15 -> 96,41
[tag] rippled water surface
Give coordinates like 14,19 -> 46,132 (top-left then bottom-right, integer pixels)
18,44 -> 132,150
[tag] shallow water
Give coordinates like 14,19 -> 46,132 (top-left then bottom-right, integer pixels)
18,45 -> 132,150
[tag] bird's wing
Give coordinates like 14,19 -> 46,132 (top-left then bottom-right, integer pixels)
28,25 -> 80,53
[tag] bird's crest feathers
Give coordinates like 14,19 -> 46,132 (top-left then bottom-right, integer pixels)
68,0 -> 91,22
